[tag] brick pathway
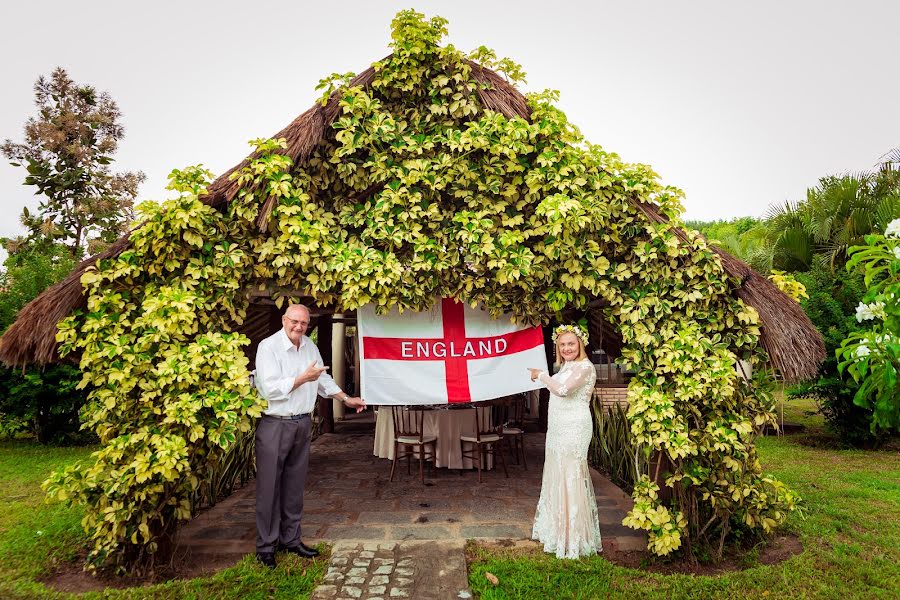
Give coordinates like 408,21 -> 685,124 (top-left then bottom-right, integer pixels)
175,429 -> 647,597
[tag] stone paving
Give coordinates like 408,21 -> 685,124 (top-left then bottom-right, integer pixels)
312,540 -> 470,600
175,425 -> 647,598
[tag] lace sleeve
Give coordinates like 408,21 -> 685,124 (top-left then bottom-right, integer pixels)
538,361 -> 594,397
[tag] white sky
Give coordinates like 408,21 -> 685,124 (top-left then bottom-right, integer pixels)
2,0 -> 898,245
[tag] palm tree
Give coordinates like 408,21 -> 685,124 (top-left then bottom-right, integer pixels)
765,166 -> 900,273
876,147 -> 900,172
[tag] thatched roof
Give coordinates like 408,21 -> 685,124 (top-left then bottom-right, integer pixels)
0,59 -> 825,381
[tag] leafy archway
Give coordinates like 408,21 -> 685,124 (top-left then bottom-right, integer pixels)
46,10 -> 799,571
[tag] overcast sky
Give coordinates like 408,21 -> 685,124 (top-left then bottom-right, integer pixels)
2,0 -> 898,244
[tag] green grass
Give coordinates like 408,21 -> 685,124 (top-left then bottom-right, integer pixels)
0,441 -> 93,586
775,392 -> 826,432
0,441 -> 326,599
468,412 -> 900,599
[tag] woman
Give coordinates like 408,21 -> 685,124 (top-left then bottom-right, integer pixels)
528,324 -> 602,558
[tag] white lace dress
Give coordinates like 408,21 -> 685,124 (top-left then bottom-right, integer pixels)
531,358 -> 602,558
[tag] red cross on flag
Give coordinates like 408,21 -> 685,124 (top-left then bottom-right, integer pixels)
358,298 -> 549,405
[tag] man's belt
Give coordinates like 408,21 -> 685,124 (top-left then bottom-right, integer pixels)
264,413 -> 312,421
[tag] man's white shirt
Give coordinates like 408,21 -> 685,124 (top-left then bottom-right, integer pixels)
254,329 -> 341,416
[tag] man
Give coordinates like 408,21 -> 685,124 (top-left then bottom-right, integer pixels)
253,304 -> 365,568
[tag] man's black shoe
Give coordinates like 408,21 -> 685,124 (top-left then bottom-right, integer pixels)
298,541 -> 320,557
277,542 -> 319,558
256,552 -> 276,569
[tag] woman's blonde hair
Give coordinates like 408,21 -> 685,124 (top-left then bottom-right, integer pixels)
555,331 -> 588,364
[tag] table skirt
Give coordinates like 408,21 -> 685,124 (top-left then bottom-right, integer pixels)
373,406 -> 494,470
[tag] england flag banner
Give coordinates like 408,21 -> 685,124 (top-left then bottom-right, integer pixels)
358,298 -> 548,405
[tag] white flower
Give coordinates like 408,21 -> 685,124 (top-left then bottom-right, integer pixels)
886,219 -> 900,239
855,301 -> 886,322
892,246 -> 900,260
855,344 -> 870,358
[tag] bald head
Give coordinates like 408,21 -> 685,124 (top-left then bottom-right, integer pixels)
282,304 -> 310,347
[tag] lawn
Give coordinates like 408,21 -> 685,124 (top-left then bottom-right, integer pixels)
2,396 -> 898,599
0,441 -> 326,600
467,396 -> 900,599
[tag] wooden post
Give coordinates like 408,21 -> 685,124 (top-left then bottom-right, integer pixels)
331,315 -> 346,421
353,330 -> 361,395
316,314 -> 334,434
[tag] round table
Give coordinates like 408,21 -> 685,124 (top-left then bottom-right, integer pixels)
373,406 -> 494,470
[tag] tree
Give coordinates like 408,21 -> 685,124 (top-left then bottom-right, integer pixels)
0,245 -> 74,332
765,169 -> 900,273
687,217 -> 773,272
0,67 -> 143,442
2,68 -> 144,259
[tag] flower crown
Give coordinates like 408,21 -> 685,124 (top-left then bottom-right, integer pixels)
552,324 -> 589,347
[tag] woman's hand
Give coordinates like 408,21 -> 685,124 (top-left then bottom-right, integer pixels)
527,368 -> 543,382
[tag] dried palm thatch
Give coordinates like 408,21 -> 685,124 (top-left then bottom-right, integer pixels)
713,249 -> 826,381
0,59 -> 824,381
0,236 -> 131,367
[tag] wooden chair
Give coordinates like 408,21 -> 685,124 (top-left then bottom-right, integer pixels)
390,406 -> 437,484
501,394 -> 527,469
460,400 -> 509,483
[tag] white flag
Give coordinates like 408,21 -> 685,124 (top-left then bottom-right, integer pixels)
358,298 -> 549,405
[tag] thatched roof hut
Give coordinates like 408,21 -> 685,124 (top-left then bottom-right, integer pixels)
0,60 -> 825,382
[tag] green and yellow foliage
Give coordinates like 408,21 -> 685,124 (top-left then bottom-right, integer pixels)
768,270 -> 808,302
46,10 -> 798,570
45,168 -> 262,571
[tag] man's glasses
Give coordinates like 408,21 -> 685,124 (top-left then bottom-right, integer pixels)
284,316 -> 309,327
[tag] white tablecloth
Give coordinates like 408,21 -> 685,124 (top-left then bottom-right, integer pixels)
373,406 -> 494,470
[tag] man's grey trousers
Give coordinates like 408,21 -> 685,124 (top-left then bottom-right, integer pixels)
255,414 -> 312,553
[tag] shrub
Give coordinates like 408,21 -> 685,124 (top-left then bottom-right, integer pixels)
0,246 -> 87,444
0,364 -> 89,445
837,218 -> 900,436
791,263 -> 883,446
589,401 -> 648,491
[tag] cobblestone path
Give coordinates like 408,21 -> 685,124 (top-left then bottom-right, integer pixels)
312,541 -> 469,600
